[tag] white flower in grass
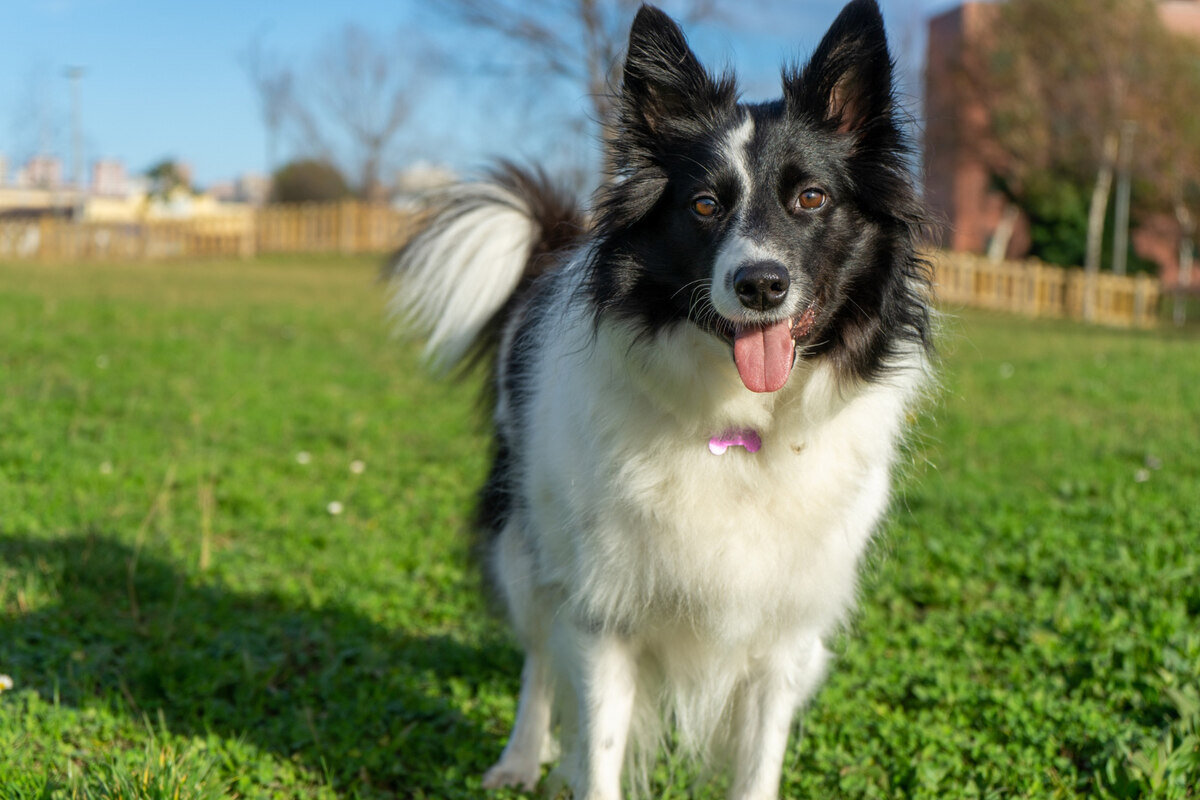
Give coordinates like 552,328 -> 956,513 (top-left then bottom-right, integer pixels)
0,674 -> 13,692
295,451 -> 312,465
327,501 -> 344,515
998,362 -> 1015,379
99,461 -> 113,475
1134,468 -> 1150,483
349,460 -> 366,475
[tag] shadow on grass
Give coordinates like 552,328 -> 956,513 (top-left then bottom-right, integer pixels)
0,531 -> 519,797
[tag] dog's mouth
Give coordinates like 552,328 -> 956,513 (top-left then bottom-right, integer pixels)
712,304 -> 817,394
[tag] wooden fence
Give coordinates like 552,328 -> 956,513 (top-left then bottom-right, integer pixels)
0,207 -> 1165,328
930,251 -> 1161,328
254,202 -> 415,254
0,201 -> 418,262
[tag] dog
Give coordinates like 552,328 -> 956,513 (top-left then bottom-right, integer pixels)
386,1 -> 932,796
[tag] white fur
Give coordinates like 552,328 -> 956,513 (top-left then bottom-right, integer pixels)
723,115 -> 755,193
386,183 -> 537,370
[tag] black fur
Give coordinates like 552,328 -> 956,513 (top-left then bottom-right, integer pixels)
589,0 -> 932,382
473,273 -> 557,552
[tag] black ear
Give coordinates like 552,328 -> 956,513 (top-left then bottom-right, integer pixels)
784,0 -> 893,133
619,4 -> 735,137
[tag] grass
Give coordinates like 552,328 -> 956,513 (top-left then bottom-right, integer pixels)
0,255 -> 1196,799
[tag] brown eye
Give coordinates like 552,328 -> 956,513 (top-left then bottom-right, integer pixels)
691,195 -> 720,218
795,188 -> 827,211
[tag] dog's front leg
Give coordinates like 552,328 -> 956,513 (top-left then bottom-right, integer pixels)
483,529 -> 556,791
482,649 -> 554,790
727,638 -> 829,800
560,622 -> 638,800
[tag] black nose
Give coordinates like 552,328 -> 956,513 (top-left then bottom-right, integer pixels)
733,261 -> 790,311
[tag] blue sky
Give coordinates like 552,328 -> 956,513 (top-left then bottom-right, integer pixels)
0,0 -> 961,188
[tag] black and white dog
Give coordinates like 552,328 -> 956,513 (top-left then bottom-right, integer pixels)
387,1 -> 932,796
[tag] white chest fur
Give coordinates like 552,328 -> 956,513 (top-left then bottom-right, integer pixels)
520,310 -> 923,649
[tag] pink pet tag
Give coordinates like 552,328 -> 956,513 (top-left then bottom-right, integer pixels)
708,428 -> 762,455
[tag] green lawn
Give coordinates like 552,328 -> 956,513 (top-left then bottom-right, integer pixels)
0,256 -> 1196,799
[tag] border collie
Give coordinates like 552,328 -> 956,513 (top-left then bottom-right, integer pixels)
387,1 -> 932,796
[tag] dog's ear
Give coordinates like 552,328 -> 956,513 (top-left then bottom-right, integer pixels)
784,0 -> 893,134
618,5 -> 735,138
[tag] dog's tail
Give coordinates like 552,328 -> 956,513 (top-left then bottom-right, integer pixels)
385,163 -> 587,373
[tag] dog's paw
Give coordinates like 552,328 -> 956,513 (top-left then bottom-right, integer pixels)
482,760 -> 541,792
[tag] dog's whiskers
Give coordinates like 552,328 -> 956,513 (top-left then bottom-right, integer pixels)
672,278 -> 711,302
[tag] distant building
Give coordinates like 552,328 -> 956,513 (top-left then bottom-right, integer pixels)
17,155 -> 64,189
235,173 -> 270,205
207,180 -> 236,202
923,0 -> 1200,287
0,154 -> 8,187
90,159 -> 128,196
0,154 -> 257,223
209,173 -> 270,205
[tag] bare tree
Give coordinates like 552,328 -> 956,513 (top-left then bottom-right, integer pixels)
1143,25 -> 1200,322
306,25 -> 416,201
956,0 -> 1151,272
7,63 -> 66,178
238,36 -> 294,178
435,0 -> 718,130
242,25 -> 420,202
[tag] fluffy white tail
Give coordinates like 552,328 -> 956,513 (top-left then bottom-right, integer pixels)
386,181 -> 540,371
386,165 -> 585,372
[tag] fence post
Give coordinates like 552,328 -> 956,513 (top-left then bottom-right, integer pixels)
339,200 -> 354,254
37,216 -> 52,262
241,210 -> 256,258
1031,262 -> 1042,316
1132,274 -> 1153,328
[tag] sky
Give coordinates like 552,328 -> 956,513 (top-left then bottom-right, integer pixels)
0,0 -> 962,189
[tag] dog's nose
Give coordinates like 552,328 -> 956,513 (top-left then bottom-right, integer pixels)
733,261 -> 790,311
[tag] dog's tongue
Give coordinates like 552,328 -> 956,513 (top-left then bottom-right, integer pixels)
733,320 -> 794,393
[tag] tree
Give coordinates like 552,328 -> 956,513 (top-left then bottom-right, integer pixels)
243,25 -> 419,202
433,0 -> 719,133
270,158 -> 351,204
1135,22 -> 1200,310
7,63 -> 65,176
144,159 -> 193,200
239,36 -> 294,178
950,0 -> 1200,304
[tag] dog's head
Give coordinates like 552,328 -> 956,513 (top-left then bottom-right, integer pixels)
591,0 -> 931,391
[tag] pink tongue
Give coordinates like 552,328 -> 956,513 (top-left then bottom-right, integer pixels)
733,321 -> 795,393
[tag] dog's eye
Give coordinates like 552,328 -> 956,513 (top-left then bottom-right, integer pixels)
793,188 -> 827,212
691,195 -> 720,218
